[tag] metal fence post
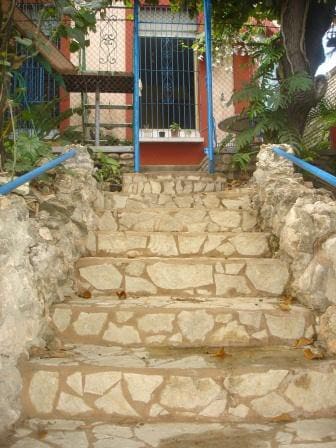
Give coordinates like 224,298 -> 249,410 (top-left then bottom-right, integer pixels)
133,0 -> 140,173
204,0 -> 215,173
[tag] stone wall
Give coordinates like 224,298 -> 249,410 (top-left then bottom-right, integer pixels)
253,144 -> 336,354
0,147 -> 101,435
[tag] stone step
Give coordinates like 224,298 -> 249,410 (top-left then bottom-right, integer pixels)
102,189 -> 252,210
51,297 -> 315,348
122,172 -> 228,194
21,344 -> 336,422
96,207 -> 258,233
76,257 -> 289,298
9,418 -> 336,447
89,231 -> 271,258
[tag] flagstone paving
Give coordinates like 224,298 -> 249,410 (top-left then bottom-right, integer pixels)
9,172 -> 336,447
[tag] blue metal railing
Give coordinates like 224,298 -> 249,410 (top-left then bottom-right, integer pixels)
204,0 -> 215,174
273,146 -> 336,188
0,149 -> 77,196
133,0 -> 140,173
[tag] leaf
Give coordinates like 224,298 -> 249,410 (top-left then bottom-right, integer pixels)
279,302 -> 291,312
37,429 -> 48,440
304,348 -> 324,360
70,41 -> 81,53
279,294 -> 294,311
78,290 -> 92,299
117,290 -> 127,300
271,413 -> 293,423
293,338 -> 314,348
14,37 -> 33,47
211,348 -> 231,359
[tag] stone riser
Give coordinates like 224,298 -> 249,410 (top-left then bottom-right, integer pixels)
122,173 -> 227,195
22,350 -> 336,422
102,191 -> 252,210
9,418 -> 336,448
51,299 -> 315,348
89,231 -> 271,258
96,208 -> 258,233
76,257 -> 289,298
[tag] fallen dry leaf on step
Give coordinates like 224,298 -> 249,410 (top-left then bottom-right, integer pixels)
279,294 -> 294,311
78,290 -> 92,299
271,413 -> 294,423
279,302 -> 291,312
29,346 -> 73,359
37,429 -> 48,440
304,348 -> 325,360
211,348 -> 232,359
293,338 -> 314,348
117,290 -> 127,300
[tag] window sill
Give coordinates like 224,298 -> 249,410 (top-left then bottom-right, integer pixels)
140,136 -> 204,143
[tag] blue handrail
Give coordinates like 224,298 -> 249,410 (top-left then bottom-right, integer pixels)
273,146 -> 336,188
0,149 -> 77,196
133,0 -> 140,173
204,0 -> 215,174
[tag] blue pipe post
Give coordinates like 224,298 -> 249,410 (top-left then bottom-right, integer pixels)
204,0 -> 215,173
133,0 -> 141,173
273,146 -> 336,188
0,150 -> 77,196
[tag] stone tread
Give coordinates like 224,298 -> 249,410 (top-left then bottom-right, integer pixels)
90,231 -> 271,258
7,418 -> 336,447
96,207 -> 258,233
51,297 -> 315,347
20,345 -> 336,422
102,190 -> 253,210
122,172 -> 228,195
76,257 -> 289,298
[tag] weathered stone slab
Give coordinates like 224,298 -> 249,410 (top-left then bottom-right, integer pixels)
115,208 -> 257,232
21,346 -> 336,422
76,258 -> 288,298
9,419 -> 336,448
29,371 -> 59,414
104,188 -> 252,209
147,262 -> 213,290
96,231 -> 270,258
122,173 -> 227,195
51,297 -> 315,348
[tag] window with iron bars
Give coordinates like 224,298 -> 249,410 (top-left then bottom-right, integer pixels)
139,6 -> 199,138
12,1 -> 59,132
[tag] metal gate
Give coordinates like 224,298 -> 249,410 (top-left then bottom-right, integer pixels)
13,1 -> 59,132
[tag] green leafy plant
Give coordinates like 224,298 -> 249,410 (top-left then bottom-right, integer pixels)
170,122 -> 181,132
4,133 -> 51,175
20,100 -> 82,139
93,152 -> 121,185
231,150 -> 256,171
230,71 -> 314,153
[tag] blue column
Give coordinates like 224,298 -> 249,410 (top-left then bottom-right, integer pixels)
133,0 -> 140,173
203,0 -> 215,173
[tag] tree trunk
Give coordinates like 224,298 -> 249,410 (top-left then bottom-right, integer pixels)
0,0 -> 15,170
279,0 -> 336,135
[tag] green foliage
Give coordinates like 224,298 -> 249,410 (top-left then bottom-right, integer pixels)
231,151 -> 256,171
308,98 -> 336,129
4,133 -> 51,175
170,122 -> 181,131
20,100 -> 82,139
230,67 -> 313,152
93,152 -> 121,184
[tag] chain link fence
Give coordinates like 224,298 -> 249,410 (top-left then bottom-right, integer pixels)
69,3 -> 134,144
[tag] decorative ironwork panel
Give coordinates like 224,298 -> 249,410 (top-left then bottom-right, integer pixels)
161,38 -> 175,105
99,11 -> 118,70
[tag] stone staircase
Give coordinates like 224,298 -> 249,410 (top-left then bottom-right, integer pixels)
9,172 -> 336,447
